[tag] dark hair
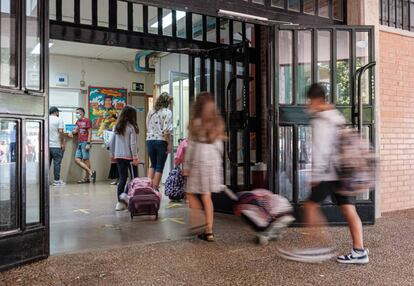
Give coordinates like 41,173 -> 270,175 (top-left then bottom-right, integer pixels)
307,83 -> 326,100
49,106 -> 60,115
115,105 -> 139,136
154,92 -> 172,111
76,107 -> 86,114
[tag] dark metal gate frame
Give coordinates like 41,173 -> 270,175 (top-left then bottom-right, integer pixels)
270,24 -> 376,225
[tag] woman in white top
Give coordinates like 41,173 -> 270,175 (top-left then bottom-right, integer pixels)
146,92 -> 173,189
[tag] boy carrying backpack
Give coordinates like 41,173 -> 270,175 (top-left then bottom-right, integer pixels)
279,83 -> 374,264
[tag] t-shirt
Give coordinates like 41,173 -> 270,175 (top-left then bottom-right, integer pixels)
75,118 -> 92,142
146,108 -> 173,141
49,115 -> 64,148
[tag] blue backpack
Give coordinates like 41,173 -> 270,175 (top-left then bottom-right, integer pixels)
165,167 -> 186,201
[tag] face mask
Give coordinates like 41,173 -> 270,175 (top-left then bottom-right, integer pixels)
75,114 -> 81,119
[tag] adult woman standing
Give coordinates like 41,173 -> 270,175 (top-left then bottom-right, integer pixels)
109,105 -> 140,211
146,92 -> 173,190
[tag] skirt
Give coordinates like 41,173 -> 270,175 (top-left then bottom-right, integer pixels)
185,162 -> 224,194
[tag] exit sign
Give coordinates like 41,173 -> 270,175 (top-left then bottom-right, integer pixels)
132,82 -> 144,92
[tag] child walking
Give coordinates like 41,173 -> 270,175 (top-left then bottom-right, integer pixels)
183,92 -> 226,242
109,106 -> 140,211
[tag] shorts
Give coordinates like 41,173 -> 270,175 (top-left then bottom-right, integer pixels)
309,181 -> 356,206
147,140 -> 168,173
75,142 -> 91,160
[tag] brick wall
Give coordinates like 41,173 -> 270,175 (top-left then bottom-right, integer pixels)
379,30 -> 414,212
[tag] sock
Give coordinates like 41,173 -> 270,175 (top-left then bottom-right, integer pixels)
353,248 -> 366,255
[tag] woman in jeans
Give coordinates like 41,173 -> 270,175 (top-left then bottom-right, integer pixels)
146,92 -> 173,190
109,106 -> 140,211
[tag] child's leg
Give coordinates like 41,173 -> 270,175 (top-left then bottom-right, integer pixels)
339,204 -> 364,249
187,193 -> 205,233
200,193 -> 214,234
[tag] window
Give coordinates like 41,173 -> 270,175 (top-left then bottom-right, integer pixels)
26,0 -> 41,90
318,0 -> 330,18
271,0 -> 285,8
0,0 -> 17,87
380,0 -> 414,31
304,0 -> 316,14
288,0 -> 300,11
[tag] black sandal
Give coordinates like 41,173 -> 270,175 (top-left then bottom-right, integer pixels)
197,233 -> 214,242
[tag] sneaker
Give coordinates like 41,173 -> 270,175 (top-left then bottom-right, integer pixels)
52,180 -> 66,187
277,246 -> 336,264
115,202 -> 127,211
119,193 -> 129,207
110,180 -> 118,185
337,249 -> 369,264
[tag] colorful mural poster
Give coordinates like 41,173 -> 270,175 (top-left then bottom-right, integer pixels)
88,86 -> 127,142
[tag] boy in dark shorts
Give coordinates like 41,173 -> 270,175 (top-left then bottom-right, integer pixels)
280,84 -> 369,264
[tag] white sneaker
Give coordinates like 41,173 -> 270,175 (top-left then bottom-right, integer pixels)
115,202 -> 127,211
119,193 -> 129,206
52,180 -> 65,187
337,249 -> 369,264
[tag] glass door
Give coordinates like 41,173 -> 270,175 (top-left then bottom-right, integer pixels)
273,25 -> 376,224
169,72 -> 190,168
0,0 -> 49,270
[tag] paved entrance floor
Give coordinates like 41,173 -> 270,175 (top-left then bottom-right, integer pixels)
50,182 -> 191,254
1,202 -> 413,285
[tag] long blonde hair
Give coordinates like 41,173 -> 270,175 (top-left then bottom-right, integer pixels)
188,92 -> 226,143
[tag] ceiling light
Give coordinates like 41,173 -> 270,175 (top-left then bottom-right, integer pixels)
151,11 -> 186,29
31,42 -> 54,55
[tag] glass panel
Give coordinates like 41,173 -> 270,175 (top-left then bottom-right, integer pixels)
288,0 -> 300,11
252,0 -> 265,4
117,0 -> 127,30
333,0 -> 343,20
403,0 -> 409,29
382,0 -> 389,23
298,126 -> 312,201
356,126 -> 371,201
356,32 -> 370,104
80,0 -> 92,25
162,9 -> 173,36
172,80 -> 181,147
206,16 -> 216,43
224,60 -> 231,185
132,3 -> 144,32
319,0 -> 329,18
246,23 -> 255,47
49,0 -> 56,20
176,11 -> 186,38
249,64 -> 257,116
26,121 -> 41,224
397,0 -> 403,28
0,121 -> 18,232
97,0 -> 108,27
336,31 -> 351,105
411,2 -> 414,30
272,0 -> 285,8
297,30 -> 312,104
26,0 -> 40,90
304,0 -> 316,14
194,58 -> 201,96
148,6 -> 158,34
390,0 -> 396,26
1,0 -> 17,87
279,30 -> 293,105
279,126 -> 293,201
237,131 -> 244,186
192,14 -> 203,41
236,62 -> 244,111
219,19 -> 230,45
205,59 -> 211,92
317,31 -> 331,100
62,0 -> 74,22
233,21 -> 243,44
214,60 -> 222,104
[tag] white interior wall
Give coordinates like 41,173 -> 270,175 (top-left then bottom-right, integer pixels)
49,54 -> 154,183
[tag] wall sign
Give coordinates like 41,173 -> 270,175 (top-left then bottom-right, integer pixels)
132,82 -> 145,92
88,86 -> 127,142
55,73 -> 69,86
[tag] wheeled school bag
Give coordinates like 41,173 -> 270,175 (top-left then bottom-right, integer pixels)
164,166 -> 186,201
127,164 -> 160,220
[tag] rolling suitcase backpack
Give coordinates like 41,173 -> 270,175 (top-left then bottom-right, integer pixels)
127,163 -> 160,220
164,166 -> 186,201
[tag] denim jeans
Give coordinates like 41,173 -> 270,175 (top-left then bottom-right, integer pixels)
50,148 -> 64,181
146,140 -> 168,173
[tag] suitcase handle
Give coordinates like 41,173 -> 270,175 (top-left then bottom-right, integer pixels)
130,162 -> 146,178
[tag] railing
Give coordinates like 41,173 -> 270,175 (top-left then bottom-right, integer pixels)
380,0 -> 414,31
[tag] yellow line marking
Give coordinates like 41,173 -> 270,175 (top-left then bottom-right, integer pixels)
166,203 -> 183,209
73,209 -> 91,214
161,217 -> 185,224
